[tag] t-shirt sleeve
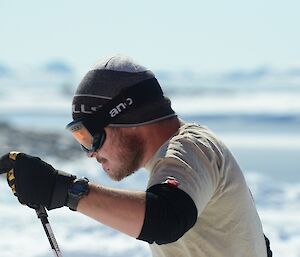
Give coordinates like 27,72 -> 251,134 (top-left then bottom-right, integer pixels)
147,137 -> 220,215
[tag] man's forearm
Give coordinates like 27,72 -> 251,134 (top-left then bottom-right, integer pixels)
77,183 -> 146,238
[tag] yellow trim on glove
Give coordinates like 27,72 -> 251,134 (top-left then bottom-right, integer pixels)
7,151 -> 20,195
9,151 -> 20,161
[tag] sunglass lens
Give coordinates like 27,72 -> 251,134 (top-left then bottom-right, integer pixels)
79,132 -> 106,155
92,132 -> 106,152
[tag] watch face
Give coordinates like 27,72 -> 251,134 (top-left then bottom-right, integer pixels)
67,178 -> 90,211
70,178 -> 90,195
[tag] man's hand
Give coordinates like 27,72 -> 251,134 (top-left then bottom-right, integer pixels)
0,152 -> 76,210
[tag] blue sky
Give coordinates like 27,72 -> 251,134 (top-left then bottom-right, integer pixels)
1,0 -> 300,74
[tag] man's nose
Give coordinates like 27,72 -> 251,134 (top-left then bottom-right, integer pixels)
87,151 -> 97,158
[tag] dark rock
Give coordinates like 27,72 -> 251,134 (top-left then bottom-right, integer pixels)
0,122 -> 82,160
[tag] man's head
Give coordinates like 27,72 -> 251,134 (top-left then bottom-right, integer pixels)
67,55 -> 177,180
71,54 -> 175,125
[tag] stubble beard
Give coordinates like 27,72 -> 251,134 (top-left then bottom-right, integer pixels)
108,131 -> 145,181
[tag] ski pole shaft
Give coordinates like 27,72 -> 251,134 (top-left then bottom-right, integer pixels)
35,206 -> 63,257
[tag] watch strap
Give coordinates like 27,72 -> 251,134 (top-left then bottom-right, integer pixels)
67,177 -> 90,211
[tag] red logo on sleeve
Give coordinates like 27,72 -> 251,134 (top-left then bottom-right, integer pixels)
163,176 -> 180,188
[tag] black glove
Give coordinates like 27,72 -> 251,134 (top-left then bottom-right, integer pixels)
0,152 -> 76,210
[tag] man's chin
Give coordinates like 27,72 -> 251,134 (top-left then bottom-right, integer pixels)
107,169 -> 136,182
105,169 -> 124,181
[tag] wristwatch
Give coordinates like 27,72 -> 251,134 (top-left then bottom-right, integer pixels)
67,177 -> 90,211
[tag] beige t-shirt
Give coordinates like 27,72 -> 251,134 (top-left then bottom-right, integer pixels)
145,122 -> 267,257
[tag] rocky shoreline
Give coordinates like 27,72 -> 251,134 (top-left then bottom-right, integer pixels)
0,122 -> 82,160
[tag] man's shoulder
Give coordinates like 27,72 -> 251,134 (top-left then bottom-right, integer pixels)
171,122 -> 223,151
145,122 -> 225,171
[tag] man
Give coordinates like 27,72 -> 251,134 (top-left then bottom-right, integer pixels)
0,55 -> 272,257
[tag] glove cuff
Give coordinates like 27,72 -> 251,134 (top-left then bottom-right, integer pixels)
48,170 -> 76,210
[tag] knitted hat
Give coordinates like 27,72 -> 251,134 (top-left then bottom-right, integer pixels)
72,55 -> 175,126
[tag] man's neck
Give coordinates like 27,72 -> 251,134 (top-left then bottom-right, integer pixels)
140,117 -> 181,167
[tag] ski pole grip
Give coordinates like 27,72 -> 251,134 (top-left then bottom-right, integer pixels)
36,205 -> 48,219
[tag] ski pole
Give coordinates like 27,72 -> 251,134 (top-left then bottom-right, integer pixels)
35,205 -> 63,257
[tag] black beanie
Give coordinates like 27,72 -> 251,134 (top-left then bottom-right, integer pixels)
72,55 -> 176,126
